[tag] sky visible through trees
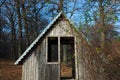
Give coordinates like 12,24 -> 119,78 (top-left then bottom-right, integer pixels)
0,0 -> 120,79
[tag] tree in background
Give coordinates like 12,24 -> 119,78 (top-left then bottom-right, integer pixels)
0,0 -> 6,7
79,0 -> 120,80
4,0 -> 17,60
44,0 -> 80,20
0,0 -> 48,60
0,0 -> 120,79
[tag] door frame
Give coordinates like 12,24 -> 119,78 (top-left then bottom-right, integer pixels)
46,35 -> 77,80
59,36 -> 75,80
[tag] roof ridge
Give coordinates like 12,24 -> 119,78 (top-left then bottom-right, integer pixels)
15,11 -> 62,65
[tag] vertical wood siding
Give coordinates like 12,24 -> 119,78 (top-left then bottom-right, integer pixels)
22,51 -> 38,80
22,19 -> 88,80
22,38 -> 59,80
48,20 -> 74,36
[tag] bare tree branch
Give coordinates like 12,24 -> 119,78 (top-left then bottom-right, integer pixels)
0,0 -> 6,7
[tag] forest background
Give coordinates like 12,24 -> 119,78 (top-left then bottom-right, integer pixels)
0,0 -> 120,80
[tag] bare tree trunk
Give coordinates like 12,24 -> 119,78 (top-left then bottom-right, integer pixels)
5,0 -> 17,60
0,0 -> 6,7
0,8 -> 2,49
99,0 -> 105,51
0,23 -> 1,47
99,0 -> 106,79
34,1 -> 39,38
22,0 -> 29,47
58,0 -> 63,12
15,0 -> 22,57
11,18 -> 16,60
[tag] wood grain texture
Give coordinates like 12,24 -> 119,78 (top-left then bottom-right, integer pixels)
22,18 -> 87,80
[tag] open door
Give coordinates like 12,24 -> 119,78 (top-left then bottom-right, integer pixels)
60,37 -> 75,80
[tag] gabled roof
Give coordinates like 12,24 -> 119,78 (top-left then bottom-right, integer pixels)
15,11 -> 81,65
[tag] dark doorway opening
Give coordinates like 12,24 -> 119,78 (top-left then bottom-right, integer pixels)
60,37 -> 75,79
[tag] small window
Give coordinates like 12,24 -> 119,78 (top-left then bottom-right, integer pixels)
47,37 -> 58,62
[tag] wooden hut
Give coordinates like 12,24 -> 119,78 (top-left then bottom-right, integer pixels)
15,11 -> 86,80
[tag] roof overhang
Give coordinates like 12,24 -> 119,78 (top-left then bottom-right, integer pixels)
14,11 -> 85,65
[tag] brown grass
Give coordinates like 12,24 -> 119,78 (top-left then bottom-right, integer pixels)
0,60 -> 73,80
0,60 -> 22,80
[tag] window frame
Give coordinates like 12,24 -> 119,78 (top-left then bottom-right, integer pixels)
46,35 -> 77,79
46,36 -> 59,64
46,36 -> 75,65
60,36 -> 75,79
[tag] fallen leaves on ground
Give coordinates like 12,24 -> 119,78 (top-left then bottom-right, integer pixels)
0,60 -> 22,80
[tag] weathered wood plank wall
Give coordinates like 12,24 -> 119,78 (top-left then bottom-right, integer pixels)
22,18 -> 91,80
22,35 -> 59,80
22,51 -> 38,80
